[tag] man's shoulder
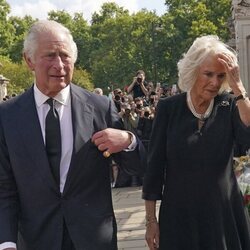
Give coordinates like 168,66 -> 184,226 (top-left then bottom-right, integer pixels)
71,83 -> 110,106
0,87 -> 33,111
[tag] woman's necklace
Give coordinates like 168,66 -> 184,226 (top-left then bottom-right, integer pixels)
187,90 -> 214,122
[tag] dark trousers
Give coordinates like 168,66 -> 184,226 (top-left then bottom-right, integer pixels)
62,220 -> 76,250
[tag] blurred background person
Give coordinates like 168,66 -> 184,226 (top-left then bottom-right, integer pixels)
112,88 -> 123,112
137,106 -> 154,154
93,87 -> 103,95
117,103 -> 143,187
119,103 -> 138,136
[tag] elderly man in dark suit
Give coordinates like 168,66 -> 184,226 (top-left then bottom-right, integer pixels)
0,20 -> 143,250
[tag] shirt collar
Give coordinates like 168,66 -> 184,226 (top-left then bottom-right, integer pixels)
34,84 -> 71,107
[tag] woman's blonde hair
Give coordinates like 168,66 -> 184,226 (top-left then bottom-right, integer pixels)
177,35 -> 237,93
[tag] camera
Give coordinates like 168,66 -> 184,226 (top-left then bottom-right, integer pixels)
150,97 -> 155,103
136,104 -> 142,109
125,108 -> 131,114
144,111 -> 150,118
137,77 -> 142,84
114,95 -> 121,101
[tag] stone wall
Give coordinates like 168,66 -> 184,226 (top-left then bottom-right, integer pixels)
233,0 -> 250,93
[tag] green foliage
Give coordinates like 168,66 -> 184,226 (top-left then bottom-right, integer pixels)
90,9 -> 161,89
91,2 -> 129,24
0,0 -> 15,55
8,15 -> 37,62
0,0 -> 232,93
0,56 -> 33,94
161,0 -> 232,84
72,67 -> 93,90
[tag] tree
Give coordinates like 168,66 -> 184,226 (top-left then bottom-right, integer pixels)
72,67 -> 93,90
0,0 -> 233,93
8,15 -> 36,62
89,4 -> 162,90
0,0 -> 15,55
162,0 -> 232,84
0,56 -> 33,94
91,2 -> 129,25
71,13 -> 92,69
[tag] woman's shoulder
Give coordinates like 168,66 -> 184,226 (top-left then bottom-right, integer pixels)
158,92 -> 186,106
155,93 -> 186,117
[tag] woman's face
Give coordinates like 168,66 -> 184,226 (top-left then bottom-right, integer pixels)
193,55 -> 226,101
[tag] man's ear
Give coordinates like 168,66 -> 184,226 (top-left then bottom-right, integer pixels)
23,53 -> 35,71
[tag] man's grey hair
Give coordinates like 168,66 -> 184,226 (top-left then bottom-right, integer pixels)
177,35 -> 237,93
23,20 -> 78,63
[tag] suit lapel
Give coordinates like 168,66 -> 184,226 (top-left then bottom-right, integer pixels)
71,86 -> 94,153
16,87 -> 59,192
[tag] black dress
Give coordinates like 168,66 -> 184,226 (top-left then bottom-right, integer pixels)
143,92 -> 250,250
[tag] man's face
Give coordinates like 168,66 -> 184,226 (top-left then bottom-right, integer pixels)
25,31 -> 74,97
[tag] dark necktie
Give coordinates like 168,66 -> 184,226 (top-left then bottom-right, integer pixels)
45,98 -> 61,185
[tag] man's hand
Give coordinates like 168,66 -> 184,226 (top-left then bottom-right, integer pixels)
92,128 -> 131,155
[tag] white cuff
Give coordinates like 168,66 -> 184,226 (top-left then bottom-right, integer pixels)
123,132 -> 137,151
0,242 -> 16,250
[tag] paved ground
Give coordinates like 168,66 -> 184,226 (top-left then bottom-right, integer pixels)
112,187 -> 159,250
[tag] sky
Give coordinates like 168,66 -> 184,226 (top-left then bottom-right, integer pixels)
7,0 -> 167,21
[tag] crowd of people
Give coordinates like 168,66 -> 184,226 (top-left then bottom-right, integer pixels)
93,71 -> 180,188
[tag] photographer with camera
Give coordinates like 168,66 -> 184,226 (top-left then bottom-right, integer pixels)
127,70 -> 148,98
119,103 -> 138,135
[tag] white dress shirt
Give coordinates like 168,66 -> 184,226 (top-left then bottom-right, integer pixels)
34,84 -> 73,193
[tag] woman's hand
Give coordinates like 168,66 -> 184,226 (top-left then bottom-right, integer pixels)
145,221 -> 160,250
217,53 -> 245,95
218,53 -> 250,126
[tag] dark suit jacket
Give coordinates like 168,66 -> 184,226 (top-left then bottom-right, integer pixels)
0,84 -> 144,250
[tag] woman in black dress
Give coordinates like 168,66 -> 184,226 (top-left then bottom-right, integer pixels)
142,35 -> 250,250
